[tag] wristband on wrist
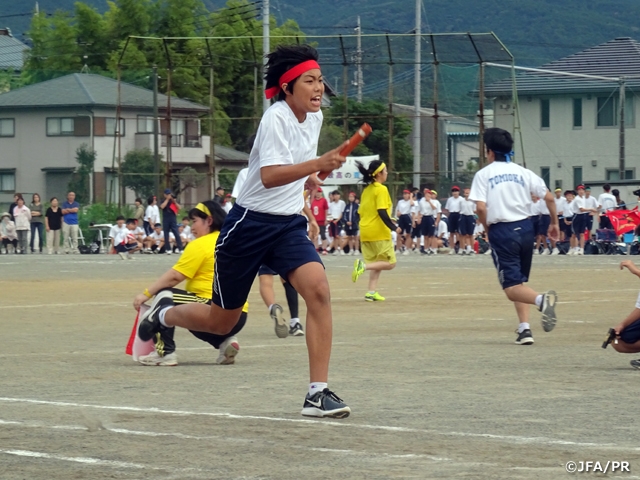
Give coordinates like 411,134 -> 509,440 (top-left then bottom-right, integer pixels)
143,288 -> 152,298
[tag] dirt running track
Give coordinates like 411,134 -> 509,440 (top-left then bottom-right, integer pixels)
1,252 -> 640,479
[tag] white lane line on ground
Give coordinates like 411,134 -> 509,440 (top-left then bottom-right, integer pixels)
0,396 -> 631,452
0,418 -> 450,462
0,302 -> 128,309
0,448 -> 205,472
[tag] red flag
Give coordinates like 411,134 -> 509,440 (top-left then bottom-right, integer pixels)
606,209 -> 640,235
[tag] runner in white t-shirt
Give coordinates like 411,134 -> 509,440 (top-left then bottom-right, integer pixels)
469,127 -> 559,346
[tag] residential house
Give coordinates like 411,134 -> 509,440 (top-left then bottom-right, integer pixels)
0,73 -> 233,207
485,37 -> 640,194
0,28 -> 29,73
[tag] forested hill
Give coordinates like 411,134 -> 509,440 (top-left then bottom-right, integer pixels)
3,0 -> 640,67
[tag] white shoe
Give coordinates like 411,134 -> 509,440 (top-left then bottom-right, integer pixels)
138,351 -> 178,366
339,249 -> 345,255
402,250 -> 410,256
166,251 -> 172,255
551,247 -> 559,255
578,248 -> 584,255
216,336 -> 240,365
541,249 -> 550,255
354,250 -> 360,255
118,252 -> 127,260
449,249 -> 455,255
484,249 -> 492,255
349,250 -> 354,256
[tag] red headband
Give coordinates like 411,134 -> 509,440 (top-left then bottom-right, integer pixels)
264,60 -> 321,100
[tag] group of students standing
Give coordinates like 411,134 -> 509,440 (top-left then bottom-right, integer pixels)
0,192 -> 79,254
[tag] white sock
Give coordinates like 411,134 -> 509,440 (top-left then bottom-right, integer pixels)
534,294 -> 543,308
158,306 -> 172,327
518,322 -> 530,333
466,245 -> 472,251
368,291 -> 376,295
309,382 -> 328,396
268,304 -> 273,312
290,317 -> 300,328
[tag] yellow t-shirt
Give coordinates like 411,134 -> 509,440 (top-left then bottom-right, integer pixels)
173,231 -> 249,313
359,181 -> 393,242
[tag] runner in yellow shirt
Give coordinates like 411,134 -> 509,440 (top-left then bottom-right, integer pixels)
351,160 -> 401,301
132,200 -> 248,366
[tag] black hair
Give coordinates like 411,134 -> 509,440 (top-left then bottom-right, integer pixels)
216,186 -> 224,192
264,45 -> 320,102
188,200 -> 226,233
332,190 -> 341,196
147,195 -> 156,205
612,189 -> 620,197
154,223 -> 162,228
116,215 -> 125,221
135,197 -> 142,203
125,218 -> 136,225
603,183 -> 611,192
355,159 -> 385,186
483,127 -> 514,162
182,216 -> 189,221
50,196 -> 57,202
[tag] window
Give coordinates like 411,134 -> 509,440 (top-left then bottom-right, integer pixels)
606,169 -> 634,181
573,166 -> 582,187
554,179 -> 562,191
597,96 -> 634,127
47,117 -> 74,136
106,118 -> 125,136
137,115 -> 154,133
0,118 -> 14,137
573,98 -> 582,128
0,171 -> 15,192
540,99 -> 550,129
540,167 -> 550,188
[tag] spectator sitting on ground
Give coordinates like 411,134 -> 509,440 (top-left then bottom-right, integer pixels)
109,216 -> 127,253
1,212 -> 18,254
144,223 -> 166,253
114,219 -> 142,260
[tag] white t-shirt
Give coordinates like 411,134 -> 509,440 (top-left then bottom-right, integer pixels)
114,228 -> 136,246
223,202 -> 233,213
563,199 -> 575,219
329,199 -> 346,220
469,161 -> 547,225
530,199 -> 540,216
598,192 -> 617,213
148,231 -> 165,246
109,224 -> 127,240
418,198 -> 440,217
571,195 -> 586,215
473,222 -> 485,236
554,196 -> 566,216
144,205 -> 160,224
438,220 -> 449,239
537,198 -> 550,215
584,195 -> 599,213
231,168 -> 249,198
445,196 -> 464,213
236,101 -> 322,215
396,199 -> 413,216
460,198 -> 475,216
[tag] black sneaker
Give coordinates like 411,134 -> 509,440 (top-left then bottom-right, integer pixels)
301,388 -> 351,418
630,359 -> 640,370
270,304 -> 288,338
540,290 -> 558,332
515,329 -> 534,345
289,322 -> 305,336
138,290 -> 174,342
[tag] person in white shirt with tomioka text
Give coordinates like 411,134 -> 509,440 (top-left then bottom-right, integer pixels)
395,189 -> 414,255
444,186 -> 463,254
469,127 -> 559,346
597,183 -> 617,230
458,187 -> 476,255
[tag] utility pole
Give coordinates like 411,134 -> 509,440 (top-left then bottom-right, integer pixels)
619,77 -> 626,179
412,0 -> 421,189
152,66 -> 160,197
355,16 -> 363,103
262,0 -> 270,113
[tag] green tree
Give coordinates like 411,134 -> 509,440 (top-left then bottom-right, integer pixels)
68,144 -> 96,204
120,148 -> 163,199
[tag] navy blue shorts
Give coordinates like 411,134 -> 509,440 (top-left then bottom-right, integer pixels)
344,224 -> 358,236
329,221 -> 340,238
421,216 -> 436,237
459,215 -> 475,236
573,214 -> 588,237
488,219 -> 534,289
599,216 -> 613,230
213,204 -> 322,310
620,319 -> 640,344
448,212 -> 460,233
586,215 -> 594,233
537,214 -> 551,237
530,215 -> 539,236
561,218 -> 573,238
398,214 -> 412,235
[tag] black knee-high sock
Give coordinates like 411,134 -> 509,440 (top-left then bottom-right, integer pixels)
283,281 -> 299,319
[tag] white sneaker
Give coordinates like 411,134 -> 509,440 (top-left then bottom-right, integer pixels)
402,250 -> 410,256
349,250 -> 354,256
118,252 -> 127,260
541,249 -> 550,255
354,250 -> 360,255
449,249 -> 455,255
332,250 -> 339,256
216,336 -> 240,365
138,351 -> 178,366
551,247 -> 560,255
578,248 -> 584,255
339,249 -> 345,255
166,250 -> 172,255
484,248 -> 492,255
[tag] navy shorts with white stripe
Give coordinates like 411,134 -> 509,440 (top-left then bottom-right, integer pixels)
488,219 -> 534,289
213,204 -> 322,310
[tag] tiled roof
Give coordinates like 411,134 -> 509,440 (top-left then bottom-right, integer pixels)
485,37 -> 640,96
0,34 -> 30,70
0,73 -> 209,111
